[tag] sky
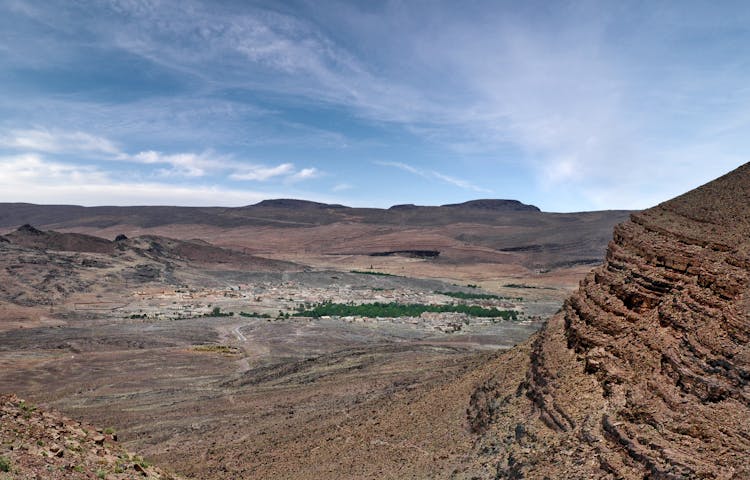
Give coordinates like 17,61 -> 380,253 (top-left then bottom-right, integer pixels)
1,0 -> 749,212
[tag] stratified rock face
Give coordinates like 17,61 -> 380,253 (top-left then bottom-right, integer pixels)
472,164 -> 750,479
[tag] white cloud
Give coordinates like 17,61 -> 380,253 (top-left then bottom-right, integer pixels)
0,153 -> 108,185
431,171 -> 491,194
229,163 -> 295,181
0,127 -> 321,183
332,182 -> 353,192
0,129 -> 121,156
0,153 -> 301,206
376,160 -> 490,193
287,167 -> 321,183
374,161 -> 428,178
3,2 -> 750,210
132,150 -> 228,177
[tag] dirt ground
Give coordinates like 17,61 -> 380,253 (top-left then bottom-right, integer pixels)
0,220 -> 592,478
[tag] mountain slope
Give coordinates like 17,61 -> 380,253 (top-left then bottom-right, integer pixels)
0,394 -> 182,479
466,163 -> 750,478
0,201 -> 632,272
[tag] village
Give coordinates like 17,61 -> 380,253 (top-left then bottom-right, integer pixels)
106,280 -> 529,335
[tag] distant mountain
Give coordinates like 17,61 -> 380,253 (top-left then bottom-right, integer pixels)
251,199 -> 349,209
440,199 -> 540,212
0,199 -> 632,271
0,199 -> 577,230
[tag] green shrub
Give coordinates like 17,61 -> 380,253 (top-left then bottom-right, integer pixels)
296,302 -> 518,320
435,291 -> 522,301
350,270 -> 399,277
0,456 -> 10,472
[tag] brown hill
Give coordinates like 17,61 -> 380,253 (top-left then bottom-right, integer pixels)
459,163 -> 750,478
0,201 -> 631,273
0,226 -> 295,271
5,224 -> 116,254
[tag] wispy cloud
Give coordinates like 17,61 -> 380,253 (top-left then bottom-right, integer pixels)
431,171 -> 491,194
0,128 -> 321,183
0,129 -> 121,156
287,167 -> 321,183
0,153 -> 108,185
2,2 -> 750,210
374,161 -> 428,178
229,163 -> 295,181
332,182 -> 353,192
376,160 -> 490,193
0,153 -> 326,206
133,150 -> 226,178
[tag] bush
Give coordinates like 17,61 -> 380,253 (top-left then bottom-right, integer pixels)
296,301 -> 518,320
0,456 -> 10,472
205,307 -> 232,317
350,270 -> 399,277
435,291 -> 521,301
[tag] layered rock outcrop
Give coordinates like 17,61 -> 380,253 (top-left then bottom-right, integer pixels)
470,164 -> 750,479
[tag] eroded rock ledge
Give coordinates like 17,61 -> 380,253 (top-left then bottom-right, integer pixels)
469,163 -> 750,479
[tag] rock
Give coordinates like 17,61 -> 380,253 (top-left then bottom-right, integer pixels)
471,163 -> 750,479
49,444 -> 63,457
16,224 -> 44,235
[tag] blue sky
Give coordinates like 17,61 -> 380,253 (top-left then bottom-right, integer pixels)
0,0 -> 748,211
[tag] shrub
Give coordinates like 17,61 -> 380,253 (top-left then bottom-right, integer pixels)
0,456 -> 10,472
296,301 -> 518,320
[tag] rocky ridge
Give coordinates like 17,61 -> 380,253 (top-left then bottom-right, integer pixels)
467,163 -> 750,478
0,394 -> 181,479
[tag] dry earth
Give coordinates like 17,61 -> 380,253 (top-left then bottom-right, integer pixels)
3,167 -> 749,479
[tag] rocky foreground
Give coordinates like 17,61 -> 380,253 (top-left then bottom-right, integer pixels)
465,164 -> 750,478
0,395 -> 181,479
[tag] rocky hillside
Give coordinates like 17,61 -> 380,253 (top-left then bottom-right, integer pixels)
467,163 -> 750,478
0,394 -> 181,479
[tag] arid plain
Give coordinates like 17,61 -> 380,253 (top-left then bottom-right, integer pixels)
0,200 -> 630,478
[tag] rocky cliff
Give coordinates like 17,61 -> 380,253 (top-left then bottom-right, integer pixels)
469,164 -> 750,479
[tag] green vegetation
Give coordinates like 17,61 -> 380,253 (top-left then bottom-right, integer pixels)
350,270 -> 399,277
206,306 -> 232,317
435,291 -> 522,301
104,427 -> 115,435
97,469 -> 107,479
18,400 -> 36,418
192,345 -> 240,354
296,301 -> 518,320
0,456 -> 10,472
239,311 -> 271,318
504,283 -> 554,290
18,400 -> 36,413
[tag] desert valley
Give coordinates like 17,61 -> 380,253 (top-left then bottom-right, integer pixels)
3,165 -> 750,478
1,198 -> 631,478
2,1 -> 749,478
